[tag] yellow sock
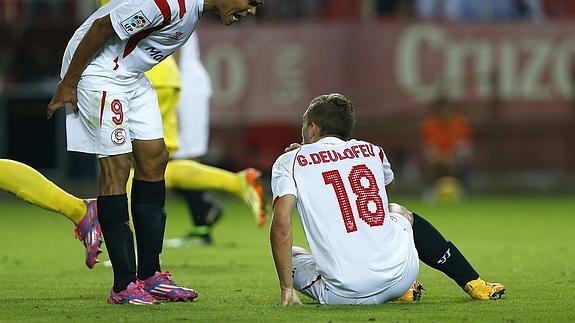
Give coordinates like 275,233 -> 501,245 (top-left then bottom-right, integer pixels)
165,160 -> 241,195
0,159 -> 86,224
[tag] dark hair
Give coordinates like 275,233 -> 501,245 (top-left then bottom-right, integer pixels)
305,93 -> 355,140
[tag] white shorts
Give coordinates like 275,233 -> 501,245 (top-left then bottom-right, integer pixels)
172,93 -> 210,159
292,213 -> 419,305
66,81 -> 163,157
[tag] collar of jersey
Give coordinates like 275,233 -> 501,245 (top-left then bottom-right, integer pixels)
316,136 -> 345,145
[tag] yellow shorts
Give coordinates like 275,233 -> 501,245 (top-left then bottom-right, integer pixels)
145,56 -> 182,155
155,87 -> 180,154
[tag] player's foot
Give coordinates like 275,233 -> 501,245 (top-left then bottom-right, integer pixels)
164,232 -> 213,248
107,281 -> 157,305
238,168 -> 266,228
74,199 -> 103,269
464,278 -> 506,300
140,271 -> 198,302
395,281 -> 424,302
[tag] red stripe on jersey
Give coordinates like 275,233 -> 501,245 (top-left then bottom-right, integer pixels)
99,91 -> 107,126
154,0 -> 172,23
121,0 -> 172,58
113,56 -> 119,70
378,146 -> 385,164
177,0 -> 186,18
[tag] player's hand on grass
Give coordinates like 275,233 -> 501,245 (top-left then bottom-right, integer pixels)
280,288 -> 302,306
284,143 -> 302,153
47,80 -> 78,119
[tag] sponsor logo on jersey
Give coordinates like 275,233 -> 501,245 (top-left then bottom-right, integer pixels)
121,11 -> 150,33
144,46 -> 168,62
112,128 -> 126,146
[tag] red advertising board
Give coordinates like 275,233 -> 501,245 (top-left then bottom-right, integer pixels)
198,22 -> 575,126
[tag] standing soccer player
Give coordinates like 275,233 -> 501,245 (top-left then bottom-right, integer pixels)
271,94 -> 505,305
47,0 -> 263,305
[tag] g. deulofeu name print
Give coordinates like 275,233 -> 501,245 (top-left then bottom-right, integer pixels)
297,144 -> 376,167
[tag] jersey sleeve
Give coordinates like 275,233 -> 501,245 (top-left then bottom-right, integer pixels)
110,0 -> 169,41
378,147 -> 394,185
271,152 -> 298,204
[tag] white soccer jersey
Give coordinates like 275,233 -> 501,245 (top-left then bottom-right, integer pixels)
61,0 -> 203,91
272,137 -> 414,298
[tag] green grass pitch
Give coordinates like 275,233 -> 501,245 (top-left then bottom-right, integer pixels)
0,194 -> 573,322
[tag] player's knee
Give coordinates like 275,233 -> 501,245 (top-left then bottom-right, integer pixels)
137,146 -> 169,179
389,203 -> 414,225
99,155 -> 132,194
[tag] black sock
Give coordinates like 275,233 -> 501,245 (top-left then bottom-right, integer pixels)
412,212 -> 479,287
97,194 -> 136,293
131,179 -> 166,280
176,190 -> 211,227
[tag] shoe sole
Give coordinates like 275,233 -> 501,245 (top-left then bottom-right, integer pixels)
86,240 -> 103,269
107,299 -> 156,305
150,290 -> 198,302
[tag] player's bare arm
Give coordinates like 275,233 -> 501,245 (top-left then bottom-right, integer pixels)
270,194 -> 302,306
47,15 -> 114,119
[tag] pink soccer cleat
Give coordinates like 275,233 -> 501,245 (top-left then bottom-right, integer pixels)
140,271 -> 198,302
107,281 -> 156,305
74,199 -> 103,269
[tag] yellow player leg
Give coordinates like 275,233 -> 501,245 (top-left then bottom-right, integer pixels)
165,160 -> 267,227
0,159 -> 86,224
165,160 -> 240,193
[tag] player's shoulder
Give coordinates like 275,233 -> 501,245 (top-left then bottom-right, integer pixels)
349,138 -> 383,151
349,138 -> 374,146
272,149 -> 300,171
349,138 -> 390,161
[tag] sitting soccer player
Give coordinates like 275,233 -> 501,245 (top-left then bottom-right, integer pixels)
270,94 -> 505,305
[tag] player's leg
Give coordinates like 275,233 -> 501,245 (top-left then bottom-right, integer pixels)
291,246 -> 327,304
0,159 -> 86,223
165,160 -> 266,227
379,204 -> 423,303
128,84 -> 197,302
0,158 -> 102,269
165,190 -> 223,247
97,154 -> 138,291
130,139 -> 169,279
169,91 -> 266,228
157,85 -> 222,246
389,202 -> 505,300
72,87 -> 154,304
